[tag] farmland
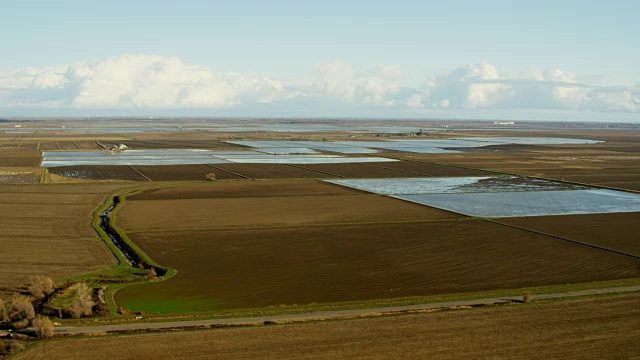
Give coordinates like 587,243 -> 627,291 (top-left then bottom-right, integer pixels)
1,120 -> 640,359
499,212 -> 640,257
114,216 -> 640,312
117,181 -> 459,231
16,294 -> 640,360
0,183 -> 139,295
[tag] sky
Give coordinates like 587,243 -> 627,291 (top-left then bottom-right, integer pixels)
0,0 -> 638,121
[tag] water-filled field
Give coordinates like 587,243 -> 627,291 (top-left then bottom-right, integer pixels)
228,137 -> 602,154
41,150 -> 397,167
328,177 -> 640,217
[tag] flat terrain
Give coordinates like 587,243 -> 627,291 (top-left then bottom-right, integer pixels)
394,131 -> 640,192
133,164 -> 245,181
499,212 -> 640,257
18,294 -> 640,359
127,180 -> 358,200
0,183 -> 139,294
48,165 -> 148,181
114,219 -> 640,313
118,182 -> 459,231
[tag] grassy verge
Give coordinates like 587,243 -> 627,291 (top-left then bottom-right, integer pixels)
63,276 -> 640,325
59,186 -> 178,316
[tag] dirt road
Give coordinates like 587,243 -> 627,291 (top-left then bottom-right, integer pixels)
51,284 -> 640,336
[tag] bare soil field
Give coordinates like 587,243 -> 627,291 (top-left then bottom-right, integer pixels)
132,165 -> 244,181
362,160 -> 490,177
212,163 -> 327,179
499,212 -> 640,257
292,163 -> 429,178
0,155 -> 41,166
127,180 -> 359,200
0,166 -> 40,183
118,194 -> 460,231
114,220 -> 640,313
48,165 -> 148,181
113,139 -> 245,150
0,183 -> 140,294
29,294 -> 639,360
398,145 -> 640,191
38,141 -> 79,150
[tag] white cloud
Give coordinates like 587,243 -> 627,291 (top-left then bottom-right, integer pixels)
0,55 -> 637,116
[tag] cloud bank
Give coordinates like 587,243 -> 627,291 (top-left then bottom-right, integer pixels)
0,54 -> 638,117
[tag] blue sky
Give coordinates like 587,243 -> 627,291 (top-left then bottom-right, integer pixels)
1,1 -> 638,120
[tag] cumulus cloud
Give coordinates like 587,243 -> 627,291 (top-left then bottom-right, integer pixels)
407,61 -> 639,113
0,55 -> 637,115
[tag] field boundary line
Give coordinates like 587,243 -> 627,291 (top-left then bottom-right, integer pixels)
487,219 -> 640,260
285,163 -> 346,178
128,166 -> 152,181
205,164 -> 252,179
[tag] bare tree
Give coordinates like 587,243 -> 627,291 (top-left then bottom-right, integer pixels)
10,296 -> 34,322
96,287 -> 107,305
205,173 -> 216,181
27,276 -> 55,299
32,315 -> 54,339
67,283 -> 95,318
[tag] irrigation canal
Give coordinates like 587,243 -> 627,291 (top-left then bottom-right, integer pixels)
101,196 -> 166,276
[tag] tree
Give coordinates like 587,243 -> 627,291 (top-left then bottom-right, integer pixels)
205,173 -> 216,181
27,276 -> 55,299
9,296 -> 34,322
67,283 -> 95,318
32,315 -> 54,339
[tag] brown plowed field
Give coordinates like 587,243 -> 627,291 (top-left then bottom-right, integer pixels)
17,294 -> 640,360
361,161 -> 490,177
118,194 -> 460,231
212,163 -> 327,179
116,139 -> 244,150
0,184 -> 142,294
0,156 -> 41,166
128,180 -> 359,200
600,182 -> 640,191
115,220 -> 640,313
48,166 -> 147,181
292,163 -> 429,178
499,212 -> 640,257
132,165 -> 244,181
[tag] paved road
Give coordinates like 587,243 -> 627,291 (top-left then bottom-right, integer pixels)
52,285 -> 640,335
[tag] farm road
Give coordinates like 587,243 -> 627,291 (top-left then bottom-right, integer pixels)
52,284 -> 640,336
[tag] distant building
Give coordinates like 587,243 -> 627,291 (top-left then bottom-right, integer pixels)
493,121 -> 515,125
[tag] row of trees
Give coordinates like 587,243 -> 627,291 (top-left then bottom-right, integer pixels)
0,276 -> 101,340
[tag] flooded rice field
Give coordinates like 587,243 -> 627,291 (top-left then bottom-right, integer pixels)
41,149 -> 397,167
328,177 -> 640,217
228,137 -> 603,154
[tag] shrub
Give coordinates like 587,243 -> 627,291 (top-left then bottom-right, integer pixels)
67,283 -> 95,318
32,315 -> 54,339
523,294 -> 531,303
205,173 -> 217,181
10,296 -> 34,322
27,276 -> 55,299
145,268 -> 157,279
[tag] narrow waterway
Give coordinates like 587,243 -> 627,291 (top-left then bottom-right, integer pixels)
100,196 -> 166,276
